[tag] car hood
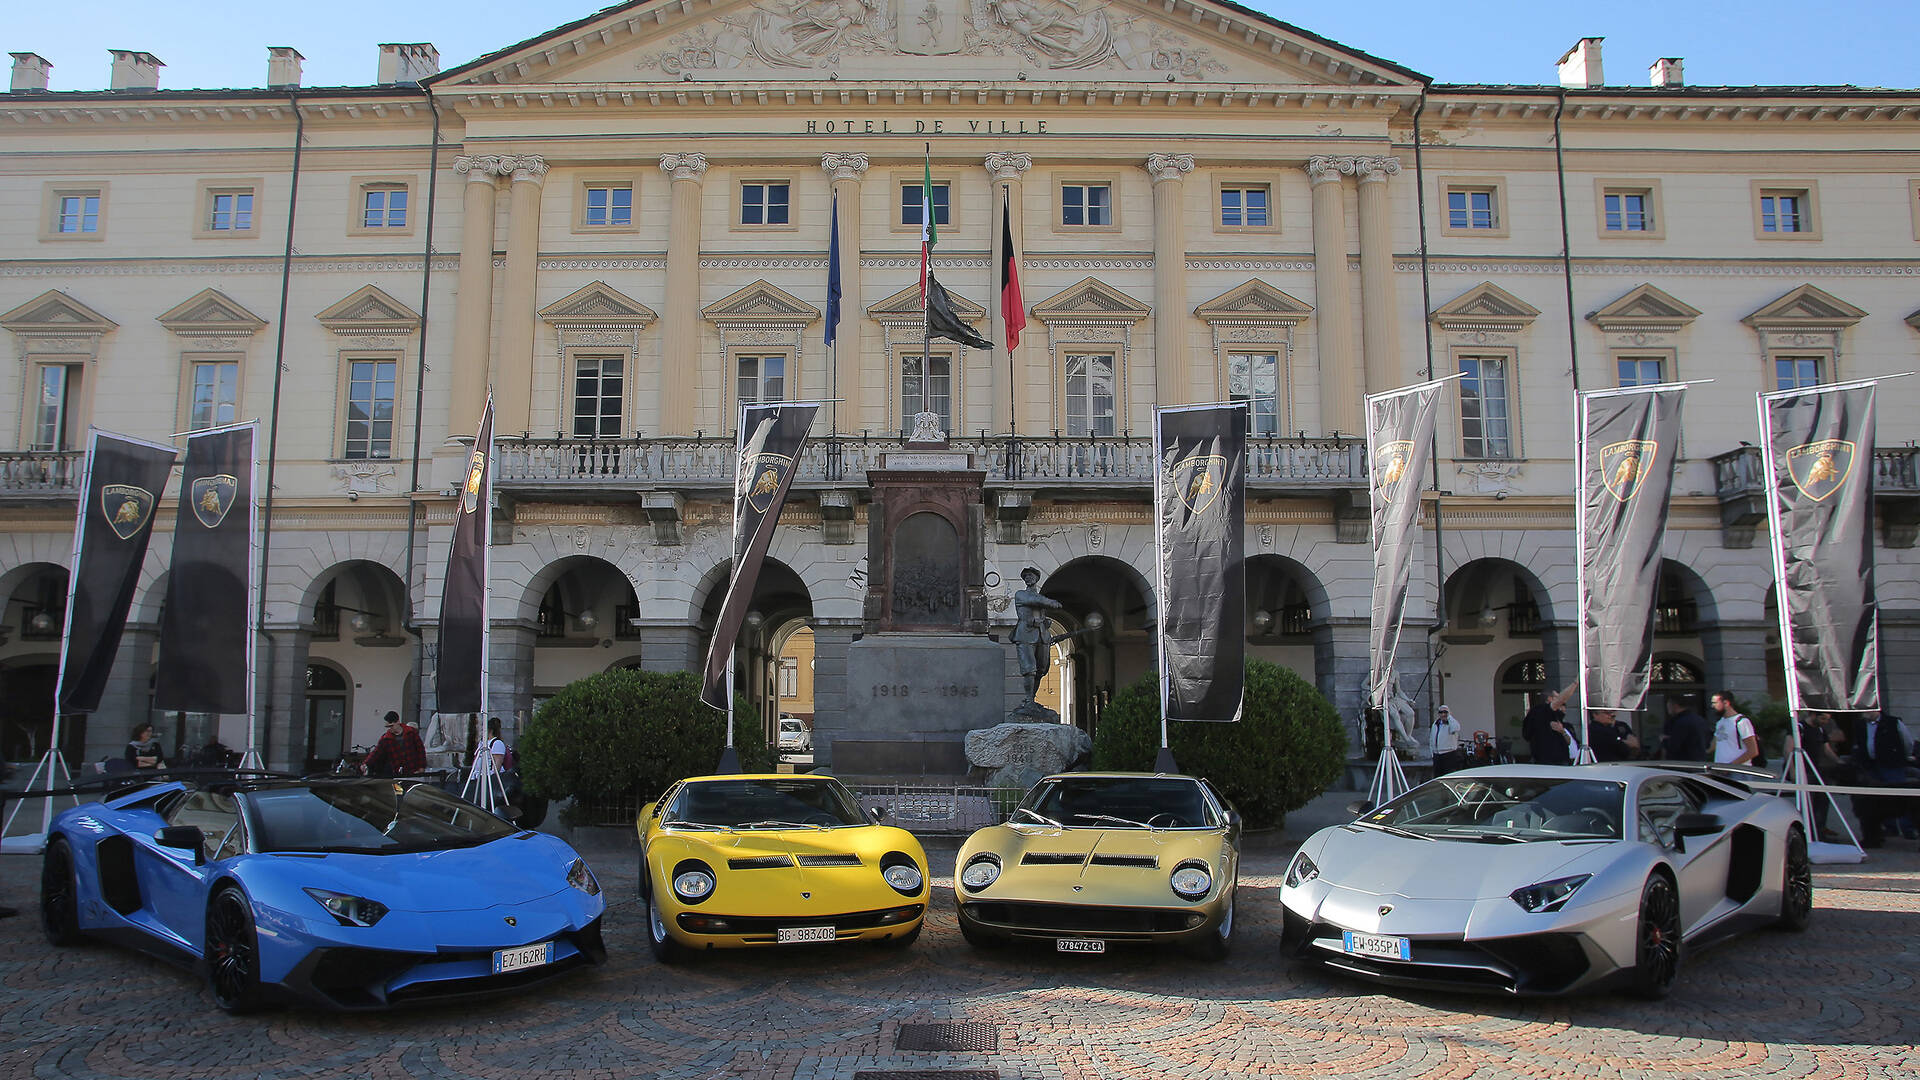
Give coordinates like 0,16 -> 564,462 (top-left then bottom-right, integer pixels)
963,824 -> 1234,905
1306,825 -> 1605,901
290,833 -> 578,911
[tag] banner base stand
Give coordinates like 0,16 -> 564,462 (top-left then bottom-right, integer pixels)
1808,840 -> 1866,865
1153,746 -> 1178,773
1,748 -> 75,854
716,746 -> 742,774
0,835 -> 48,855
1366,749 -> 1410,811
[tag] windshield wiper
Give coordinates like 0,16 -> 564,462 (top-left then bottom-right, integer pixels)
663,820 -> 729,831
1012,807 -> 1062,827
735,819 -> 824,831
1358,820 -> 1434,841
1075,813 -> 1150,829
1470,832 -> 1531,844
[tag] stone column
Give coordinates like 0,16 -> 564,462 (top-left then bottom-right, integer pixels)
1305,156 -> 1360,436
659,153 -> 709,436
1702,621 -> 1774,703
261,625 -> 313,773
1146,153 -> 1195,408
449,156 -> 504,439
807,619 -> 859,771
495,155 -> 548,438
985,152 -> 1031,434
637,623 -> 703,674
489,622 -> 537,727
1315,618 -> 1372,754
821,153 -> 868,432
1355,156 -> 1403,399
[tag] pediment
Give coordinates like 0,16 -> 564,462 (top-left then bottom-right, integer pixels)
432,0 -> 1422,90
1194,280 -> 1312,323
1586,284 -> 1701,332
1033,277 -> 1150,322
539,281 -> 658,327
1431,282 -> 1540,331
1742,284 -> 1867,330
868,282 -> 986,324
703,280 -> 819,326
0,290 -> 118,334
316,284 -> 422,335
156,289 -> 268,337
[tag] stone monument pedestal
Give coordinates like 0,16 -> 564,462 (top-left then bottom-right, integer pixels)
820,632 -> 1006,777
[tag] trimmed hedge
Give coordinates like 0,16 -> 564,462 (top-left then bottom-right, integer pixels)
1091,659 -> 1346,829
517,669 -> 772,813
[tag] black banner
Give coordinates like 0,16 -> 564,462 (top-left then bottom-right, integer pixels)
925,274 -> 994,352
1579,387 -> 1684,711
153,425 -> 254,714
1765,384 -> 1879,712
1365,383 -> 1441,711
702,403 -> 819,709
437,395 -> 493,715
1156,404 -> 1246,722
58,431 -> 177,713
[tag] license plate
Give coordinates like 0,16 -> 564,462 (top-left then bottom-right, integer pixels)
1342,931 -> 1411,961
776,926 -> 837,944
491,942 -> 553,974
1056,938 -> 1106,954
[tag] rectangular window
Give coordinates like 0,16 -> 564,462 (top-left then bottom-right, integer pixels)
56,194 -> 101,234
1447,188 -> 1497,230
571,355 -> 625,438
31,365 -> 82,451
737,354 -> 787,408
778,657 -> 799,698
1616,356 -> 1666,387
900,352 -> 953,432
1774,355 -> 1826,390
901,183 -> 950,228
1760,194 -> 1804,233
189,360 -> 240,431
1061,184 -> 1113,227
1603,191 -> 1650,232
1457,355 -> 1513,459
343,359 -> 396,459
1063,352 -> 1117,436
361,187 -> 407,229
741,182 -> 790,226
1227,352 -> 1280,435
1220,185 -> 1271,228
209,192 -> 254,232
43,183 -> 109,241
583,184 -> 633,228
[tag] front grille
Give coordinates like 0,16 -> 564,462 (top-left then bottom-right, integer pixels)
797,853 -> 863,867
728,856 -> 795,870
962,901 -> 1198,935
1020,853 -> 1085,866
302,919 -> 604,1008
1297,921 -> 1590,994
1089,854 -> 1157,868
676,904 -> 923,935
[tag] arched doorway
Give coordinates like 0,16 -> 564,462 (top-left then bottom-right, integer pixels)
1441,557 -> 1559,744
0,563 -> 76,763
303,561 -> 414,766
696,558 -> 813,748
1027,556 -> 1156,733
1496,655 -> 1548,753
303,662 -> 350,773
525,556 -> 643,721
1244,554 -> 1332,691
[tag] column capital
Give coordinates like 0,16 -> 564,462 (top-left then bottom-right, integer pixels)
659,152 -> 710,181
453,154 -> 511,178
820,152 -> 871,181
1304,155 -> 1359,184
1145,153 -> 1195,183
502,154 -> 549,183
983,151 -> 1033,183
1354,156 -> 1403,184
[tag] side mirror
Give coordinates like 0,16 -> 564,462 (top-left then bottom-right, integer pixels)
871,805 -> 893,823
1345,800 -> 1373,817
155,825 -> 205,865
1674,812 -> 1722,837
1222,809 -> 1242,830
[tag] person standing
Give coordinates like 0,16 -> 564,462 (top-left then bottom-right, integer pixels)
1660,694 -> 1711,762
1587,709 -> 1641,762
1709,690 -> 1761,766
1522,683 -> 1578,766
1847,712 -> 1917,848
361,710 -> 426,777
1430,705 -> 1466,775
124,723 -> 166,771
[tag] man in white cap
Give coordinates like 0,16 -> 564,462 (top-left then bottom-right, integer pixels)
1431,704 -> 1466,775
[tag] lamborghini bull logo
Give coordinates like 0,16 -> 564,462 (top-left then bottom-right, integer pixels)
745,453 -> 792,515
1373,441 -> 1413,504
1165,452 -> 1227,517
460,448 -> 488,515
190,475 -> 239,529
100,484 -> 156,540
1785,439 -> 1855,502
1599,440 -> 1657,502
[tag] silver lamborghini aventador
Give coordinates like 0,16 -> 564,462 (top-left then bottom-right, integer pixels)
1280,764 -> 1812,997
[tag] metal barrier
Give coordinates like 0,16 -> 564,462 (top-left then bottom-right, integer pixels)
850,783 -> 1026,836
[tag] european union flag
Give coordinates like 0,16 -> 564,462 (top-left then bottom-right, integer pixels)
825,192 -> 842,347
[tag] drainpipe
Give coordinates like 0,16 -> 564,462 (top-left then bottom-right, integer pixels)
404,89 -> 443,722
256,92 -> 304,768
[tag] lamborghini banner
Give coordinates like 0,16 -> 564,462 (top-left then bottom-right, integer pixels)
1762,382 -> 1879,713
1155,404 -> 1246,722
153,423 -> 256,714
1365,381 -> 1441,712
57,431 -> 177,713
1578,386 -> 1685,711
702,403 -> 819,709
437,393 -> 494,715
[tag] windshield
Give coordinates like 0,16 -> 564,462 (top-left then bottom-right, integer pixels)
249,781 -> 518,854
665,778 -> 866,829
1020,777 -> 1215,829
1360,776 -> 1626,841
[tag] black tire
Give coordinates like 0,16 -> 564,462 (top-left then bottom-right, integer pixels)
876,921 -> 923,949
1777,826 -> 1813,931
1188,889 -> 1235,961
205,886 -> 267,1013
40,837 -> 83,947
957,915 -> 1000,950
1628,873 -> 1682,999
645,886 -> 688,964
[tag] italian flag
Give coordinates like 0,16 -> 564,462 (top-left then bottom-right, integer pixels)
918,156 -> 937,305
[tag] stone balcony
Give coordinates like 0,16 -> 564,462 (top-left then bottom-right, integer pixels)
0,451 -> 82,501
1711,444 -> 1919,548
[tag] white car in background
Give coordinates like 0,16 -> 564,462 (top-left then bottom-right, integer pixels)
777,716 -> 811,754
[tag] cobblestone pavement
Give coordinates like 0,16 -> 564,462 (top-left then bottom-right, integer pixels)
2,827 -> 1916,1080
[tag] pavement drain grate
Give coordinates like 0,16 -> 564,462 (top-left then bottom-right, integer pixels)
895,1023 -> 1001,1052
854,1073 -> 998,1080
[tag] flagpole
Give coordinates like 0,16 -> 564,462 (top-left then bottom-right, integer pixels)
718,400 -> 749,774
1150,407 -> 1176,772
240,421 -> 264,771
1572,391 -> 1596,763
1002,186 -> 1017,438
480,390 -> 495,798
1361,393 -> 1408,801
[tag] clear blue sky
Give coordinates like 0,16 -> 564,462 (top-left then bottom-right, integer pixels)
8,1 -> 1916,92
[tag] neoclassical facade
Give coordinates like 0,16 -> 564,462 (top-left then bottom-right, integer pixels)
2,6 -> 1918,771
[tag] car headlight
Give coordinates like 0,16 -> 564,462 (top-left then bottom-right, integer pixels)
1285,851 -> 1320,888
304,887 -> 388,927
1510,874 -> 1592,913
567,858 -> 601,897
1169,862 -> 1212,901
959,855 -> 1001,891
672,861 -> 716,903
880,852 -> 924,896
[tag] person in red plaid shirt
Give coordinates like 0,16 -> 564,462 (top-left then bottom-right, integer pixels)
361,711 -> 426,777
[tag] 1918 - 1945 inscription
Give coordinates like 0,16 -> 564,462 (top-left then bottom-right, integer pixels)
871,682 -> 981,699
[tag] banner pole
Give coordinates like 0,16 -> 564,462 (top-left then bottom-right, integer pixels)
240,422 -> 263,771
1149,408 -> 1175,772
718,402 -> 748,774
1573,391 -> 1595,763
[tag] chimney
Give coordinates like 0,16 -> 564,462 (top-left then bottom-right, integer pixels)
108,49 -> 164,91
267,46 -> 304,89
1649,57 -> 1684,88
1556,37 -> 1604,89
376,43 -> 439,85
10,52 -> 52,93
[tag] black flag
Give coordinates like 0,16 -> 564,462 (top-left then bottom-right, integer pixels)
1578,386 -> 1684,711
1155,404 -> 1246,722
702,403 -> 819,709
1763,382 -> 1879,712
438,394 -> 494,715
154,424 -> 255,714
925,274 -> 995,351
57,431 -> 176,713
1365,381 -> 1442,711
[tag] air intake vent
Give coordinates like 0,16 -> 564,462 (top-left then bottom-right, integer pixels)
1089,854 -> 1158,868
796,853 -> 863,867
1021,853 -> 1086,866
727,856 -> 793,870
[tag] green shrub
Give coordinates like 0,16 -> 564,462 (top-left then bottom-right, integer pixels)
517,669 -> 772,812
1091,659 -> 1346,829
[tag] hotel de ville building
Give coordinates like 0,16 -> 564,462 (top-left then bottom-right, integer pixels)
2,1 -> 1917,774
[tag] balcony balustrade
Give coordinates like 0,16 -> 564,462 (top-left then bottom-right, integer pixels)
0,451 -> 82,499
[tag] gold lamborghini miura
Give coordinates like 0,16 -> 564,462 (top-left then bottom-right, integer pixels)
637,774 -> 928,961
955,772 -> 1242,959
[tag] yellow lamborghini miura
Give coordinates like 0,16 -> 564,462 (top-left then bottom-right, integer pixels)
637,773 -> 928,961
955,772 -> 1242,959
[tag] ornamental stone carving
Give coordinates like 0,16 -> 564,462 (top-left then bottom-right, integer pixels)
453,155 -> 513,177
659,152 -> 711,181
1354,156 -> 1403,183
820,152 -> 871,180
503,155 -> 549,182
1304,155 -> 1361,183
984,152 -> 1033,182
1145,153 -> 1195,183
